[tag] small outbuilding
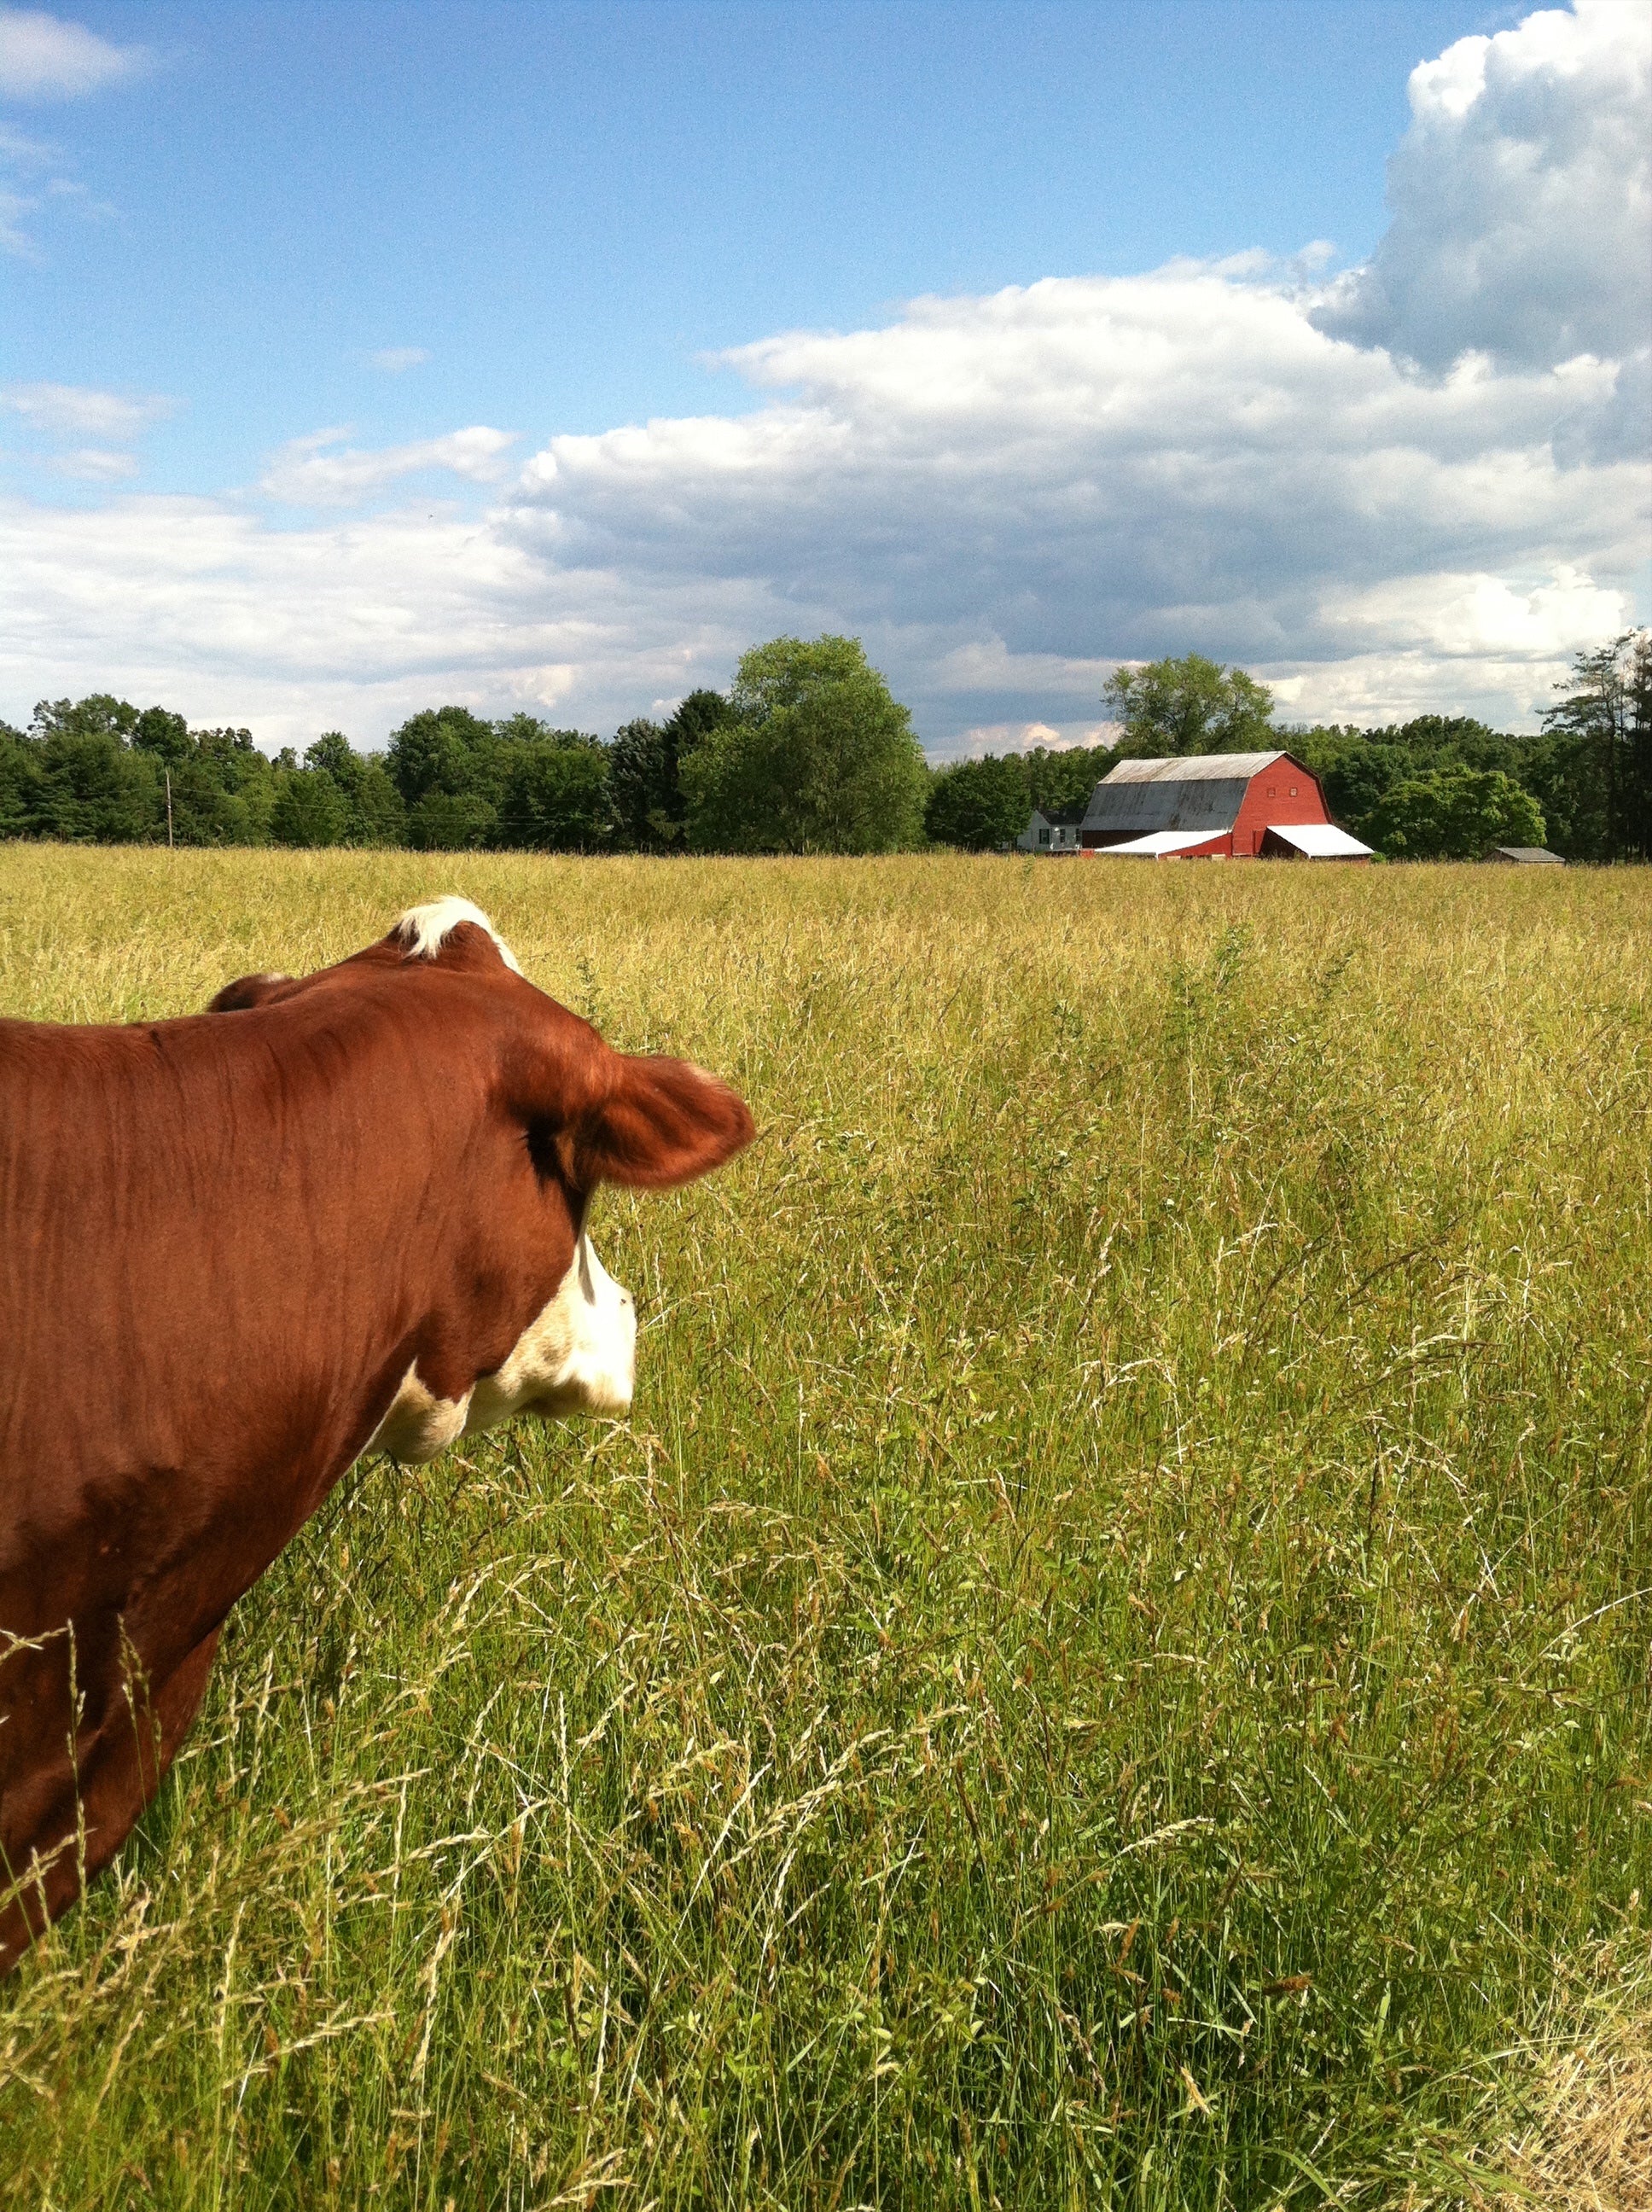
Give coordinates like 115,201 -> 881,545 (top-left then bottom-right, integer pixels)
1490,846 -> 1564,865
1077,751 -> 1371,861
1016,808 -> 1085,853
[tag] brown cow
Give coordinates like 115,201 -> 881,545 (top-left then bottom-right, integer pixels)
0,898 -> 753,1971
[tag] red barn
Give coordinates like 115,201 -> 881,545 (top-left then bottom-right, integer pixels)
1079,752 -> 1371,860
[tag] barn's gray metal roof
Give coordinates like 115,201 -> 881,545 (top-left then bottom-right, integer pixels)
1100,751 -> 1286,783
1082,750 -> 1293,837
1491,846 -> 1563,864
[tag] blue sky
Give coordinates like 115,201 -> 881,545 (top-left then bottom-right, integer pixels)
2,2 -> 1648,753
9,2 -> 1492,479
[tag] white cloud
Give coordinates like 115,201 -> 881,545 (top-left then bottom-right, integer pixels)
0,490 -> 767,752
0,8 -> 143,99
1323,563 -> 1630,660
505,265 -> 1643,722
259,425 -> 517,504
369,346 -> 430,374
1312,0 -> 1651,370
52,445 -> 138,480
0,183 -> 30,252
1,381 -> 171,439
0,3 -> 1645,752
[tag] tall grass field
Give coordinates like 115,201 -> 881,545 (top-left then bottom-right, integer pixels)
0,849 -> 1648,2209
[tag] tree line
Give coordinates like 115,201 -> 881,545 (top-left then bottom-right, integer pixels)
931,636 -> 1652,863
3,632 -> 1648,862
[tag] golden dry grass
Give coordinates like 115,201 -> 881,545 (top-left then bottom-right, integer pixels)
0,846 -> 1648,2210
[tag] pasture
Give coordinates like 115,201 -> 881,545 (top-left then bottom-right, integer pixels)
0,847 -> 1648,2209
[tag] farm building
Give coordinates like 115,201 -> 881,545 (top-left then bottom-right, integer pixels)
1490,846 -> 1563,864
1073,752 -> 1371,860
1015,808 -> 1085,853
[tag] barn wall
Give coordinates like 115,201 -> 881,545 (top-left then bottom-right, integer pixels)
1230,757 -> 1331,857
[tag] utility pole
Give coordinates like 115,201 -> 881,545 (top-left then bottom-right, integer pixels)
166,767 -> 173,849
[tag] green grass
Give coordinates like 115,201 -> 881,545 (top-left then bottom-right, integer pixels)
0,848 -> 1649,2209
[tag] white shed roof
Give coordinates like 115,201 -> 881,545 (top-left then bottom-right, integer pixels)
1265,823 -> 1372,859
1089,828 -> 1233,857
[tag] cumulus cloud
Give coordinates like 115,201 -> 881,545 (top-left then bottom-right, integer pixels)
369,346 -> 430,374
0,3 -> 1644,753
507,266 -> 1642,733
0,8 -> 143,100
258,425 -> 517,504
1312,0 -> 1651,371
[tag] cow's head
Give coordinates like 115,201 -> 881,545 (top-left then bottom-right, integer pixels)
210,897 -> 753,1457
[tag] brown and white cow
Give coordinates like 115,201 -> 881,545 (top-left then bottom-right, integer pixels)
0,898 -> 753,1971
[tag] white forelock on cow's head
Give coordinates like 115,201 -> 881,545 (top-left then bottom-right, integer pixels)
394,896 -> 522,975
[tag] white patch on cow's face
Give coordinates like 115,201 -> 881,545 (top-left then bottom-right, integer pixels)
467,1233 -> 637,1430
395,895 -> 521,974
364,1236 -> 633,1464
366,1366 -> 473,1465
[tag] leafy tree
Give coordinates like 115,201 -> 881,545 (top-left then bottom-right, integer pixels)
1022,742 -> 1118,816
608,719 -> 672,848
271,767 -> 349,847
385,707 -> 498,812
926,739 -> 1123,850
407,789 -> 497,851
305,732 -> 405,847
1103,654 -> 1275,755
0,721 -> 43,839
1366,765 -> 1545,859
1293,731 -> 1413,838
683,637 -> 928,853
127,706 -> 194,765
925,755 -> 1029,850
386,707 -> 607,851
498,737 -> 611,851
30,695 -> 143,747
167,727 -> 274,845
1539,630 -> 1652,862
610,691 -> 737,851
27,711 -> 162,843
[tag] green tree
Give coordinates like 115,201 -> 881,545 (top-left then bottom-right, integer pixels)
166,728 -> 272,844
498,737 -> 611,850
1022,742 -> 1118,817
1103,654 -> 1276,755
305,732 -> 405,847
1539,630 -> 1652,862
271,767 -> 349,847
1293,730 -> 1413,841
609,691 -> 738,851
925,755 -> 1029,850
407,789 -> 497,851
683,637 -> 928,854
0,722 -> 43,838
385,707 -> 499,813
1366,765 -> 1545,859
128,706 -> 194,765
26,699 -> 163,842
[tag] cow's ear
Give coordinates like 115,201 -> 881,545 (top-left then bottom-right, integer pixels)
576,1055 -> 755,1190
207,971 -> 296,1013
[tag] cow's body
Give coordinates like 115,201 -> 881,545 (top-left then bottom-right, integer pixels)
0,900 -> 753,1970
